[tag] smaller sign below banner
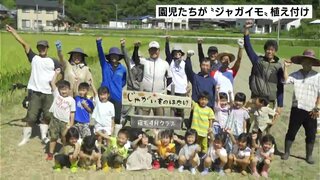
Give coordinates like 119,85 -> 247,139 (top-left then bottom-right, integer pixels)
130,115 -> 182,129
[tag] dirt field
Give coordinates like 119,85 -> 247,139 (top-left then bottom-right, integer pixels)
0,43 -> 319,180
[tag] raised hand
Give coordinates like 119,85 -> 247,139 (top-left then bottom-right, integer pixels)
96,37 -> 102,41
244,20 -> 254,29
187,50 -> 195,57
165,35 -> 170,42
55,40 -> 62,51
6,24 -> 16,33
237,38 -> 244,48
120,38 -> 125,46
197,38 -> 203,44
284,60 -> 292,67
134,41 -> 141,47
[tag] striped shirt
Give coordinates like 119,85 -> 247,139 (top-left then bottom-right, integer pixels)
285,70 -> 320,112
191,101 -> 214,137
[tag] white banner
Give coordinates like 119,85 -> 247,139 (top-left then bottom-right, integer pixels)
156,5 -> 313,19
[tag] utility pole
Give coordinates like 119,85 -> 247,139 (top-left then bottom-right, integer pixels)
115,4 -> 118,28
277,19 -> 280,46
62,0 -> 65,17
36,4 -> 39,33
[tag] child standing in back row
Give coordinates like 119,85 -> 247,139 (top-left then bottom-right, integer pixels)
224,92 -> 250,153
47,69 -> 76,160
74,82 -> 94,140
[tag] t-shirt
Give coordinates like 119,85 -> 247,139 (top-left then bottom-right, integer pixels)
256,146 -> 274,162
157,141 -> 176,158
225,108 -> 250,136
191,101 -> 215,137
214,104 -> 230,128
178,144 -> 200,160
253,106 -> 275,132
49,89 -> 76,123
232,144 -> 251,159
92,95 -> 115,130
26,49 -> 60,94
207,146 -> 227,162
74,96 -> 94,124
104,137 -> 128,158
167,60 -> 188,94
210,69 -> 235,101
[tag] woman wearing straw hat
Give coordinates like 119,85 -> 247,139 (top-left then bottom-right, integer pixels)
282,49 -> 320,164
55,41 -> 93,96
210,39 -> 244,102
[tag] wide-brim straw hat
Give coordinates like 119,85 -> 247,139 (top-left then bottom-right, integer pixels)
290,49 -> 320,66
217,52 -> 235,62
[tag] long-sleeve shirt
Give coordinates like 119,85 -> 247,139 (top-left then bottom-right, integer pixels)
121,45 -> 143,91
244,35 -> 284,107
165,42 -> 188,94
96,39 -> 126,102
185,57 -> 216,108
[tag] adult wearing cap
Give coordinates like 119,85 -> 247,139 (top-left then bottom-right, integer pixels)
132,40 -> 172,116
210,39 -> 244,101
55,41 -> 93,96
165,36 -> 188,119
198,38 -> 221,71
6,25 -> 60,146
96,37 -> 126,125
243,20 -> 283,128
282,49 -> 320,164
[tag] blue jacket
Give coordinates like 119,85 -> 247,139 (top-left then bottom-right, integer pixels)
185,57 -> 216,108
96,39 -> 126,102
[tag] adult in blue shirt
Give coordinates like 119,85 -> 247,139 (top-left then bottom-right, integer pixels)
96,37 -> 126,124
185,51 -> 217,129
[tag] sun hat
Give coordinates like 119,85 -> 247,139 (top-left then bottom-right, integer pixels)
171,45 -> 185,56
290,49 -> 320,66
216,52 -> 235,62
105,47 -> 124,60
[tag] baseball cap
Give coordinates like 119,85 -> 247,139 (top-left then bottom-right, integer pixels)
37,40 -> 49,47
149,41 -> 160,49
207,46 -> 218,53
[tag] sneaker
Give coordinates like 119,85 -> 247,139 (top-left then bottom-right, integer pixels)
217,168 -> 225,176
224,168 -> 232,173
167,162 -> 175,172
102,163 -> 109,172
178,166 -> 184,173
115,166 -> 123,172
261,171 -> 268,178
252,172 -> 260,177
190,167 -> 196,175
152,160 -> 160,170
46,153 -> 53,161
41,137 -> 50,145
53,164 -> 61,172
241,170 -> 248,176
70,166 -> 78,173
201,168 -> 209,175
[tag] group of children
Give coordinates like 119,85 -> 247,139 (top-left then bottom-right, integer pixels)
48,70 -> 275,178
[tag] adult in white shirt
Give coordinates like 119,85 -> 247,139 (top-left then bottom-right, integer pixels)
282,49 -> 320,164
132,41 -> 172,116
6,25 -> 60,146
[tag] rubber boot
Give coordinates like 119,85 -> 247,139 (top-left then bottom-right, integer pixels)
281,140 -> 293,160
18,127 -> 32,146
39,123 -> 49,144
306,143 -> 315,164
